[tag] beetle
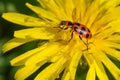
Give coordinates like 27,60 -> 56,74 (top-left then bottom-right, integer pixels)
60,21 -> 92,50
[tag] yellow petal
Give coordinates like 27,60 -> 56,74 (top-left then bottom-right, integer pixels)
74,0 -> 90,22
75,0 -> 89,23
50,51 -> 64,62
83,0 -> 99,27
14,28 -> 55,39
94,59 -> 109,80
37,0 -> 68,21
2,12 -> 46,27
94,40 -> 120,61
62,49 -> 82,80
86,63 -> 95,80
102,0 -> 119,10
2,38 -> 35,53
100,41 -> 120,49
85,52 -> 108,80
26,3 -> 59,22
84,52 -> 94,66
35,57 -> 67,80
63,0 -> 74,21
103,47 -> 120,61
13,42 -> 66,80
90,3 -> 120,34
69,52 -> 82,80
54,0 -> 64,9
111,6 -> 120,20
15,61 -> 46,80
92,48 -> 120,80
100,54 -> 120,80
62,72 -> 70,80
109,20 -> 120,31
10,43 -> 48,66
37,0 -> 59,12
25,42 -> 64,65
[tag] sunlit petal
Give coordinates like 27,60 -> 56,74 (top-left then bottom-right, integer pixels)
86,63 -> 95,80
2,38 -> 35,53
14,28 -> 55,39
2,13 -> 47,27
10,43 -> 48,66
35,56 -> 67,80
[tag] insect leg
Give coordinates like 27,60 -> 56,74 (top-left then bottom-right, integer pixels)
86,39 -> 88,50
79,35 -> 88,50
79,35 -> 82,40
68,31 -> 74,42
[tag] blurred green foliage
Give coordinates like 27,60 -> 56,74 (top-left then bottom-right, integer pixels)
0,0 -> 39,80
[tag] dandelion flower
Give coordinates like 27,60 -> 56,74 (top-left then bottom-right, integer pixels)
2,0 -> 120,80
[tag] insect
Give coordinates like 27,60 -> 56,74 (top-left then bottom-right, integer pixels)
59,21 -> 92,50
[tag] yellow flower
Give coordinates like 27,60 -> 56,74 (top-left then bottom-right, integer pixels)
2,0 -> 120,80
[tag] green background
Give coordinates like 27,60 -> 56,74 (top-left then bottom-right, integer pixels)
0,0 -> 39,80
